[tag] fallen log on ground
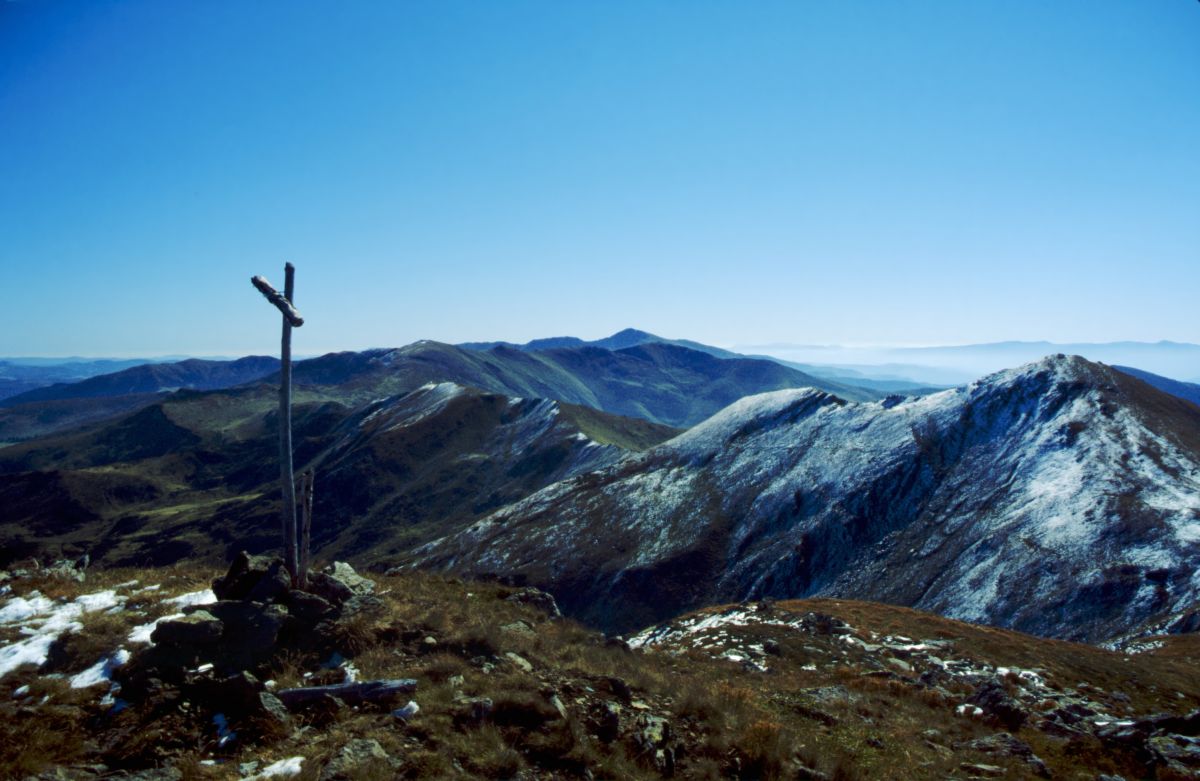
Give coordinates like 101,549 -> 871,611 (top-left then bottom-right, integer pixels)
276,678 -> 417,709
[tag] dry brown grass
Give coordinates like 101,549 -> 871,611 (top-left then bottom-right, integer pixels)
42,610 -> 131,674
2,568 -> 1197,780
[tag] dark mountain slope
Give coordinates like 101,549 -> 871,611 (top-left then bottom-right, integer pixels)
0,380 -> 677,568
0,393 -> 166,445
1115,365 -> 1200,408
1,356 -> 279,407
304,382 -> 677,563
251,340 -> 877,425
461,328 -> 943,394
0,358 -> 163,401
412,355 -> 1200,643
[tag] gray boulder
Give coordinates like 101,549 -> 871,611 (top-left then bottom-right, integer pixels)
319,739 -> 392,781
306,562 -> 375,606
151,611 -> 223,646
212,551 -> 285,601
505,587 -> 561,618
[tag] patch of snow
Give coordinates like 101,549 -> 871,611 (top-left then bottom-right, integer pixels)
129,614 -> 181,644
0,589 -> 125,678
393,700 -> 420,721
0,593 -> 54,624
252,757 -> 305,779
70,648 -> 131,688
165,588 -> 215,608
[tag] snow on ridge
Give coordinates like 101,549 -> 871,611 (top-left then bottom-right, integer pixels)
361,381 -> 467,432
420,347 -> 1200,641
968,352 -> 1099,393
666,388 -> 836,456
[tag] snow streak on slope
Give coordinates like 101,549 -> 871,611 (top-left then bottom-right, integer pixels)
414,356 -> 1200,642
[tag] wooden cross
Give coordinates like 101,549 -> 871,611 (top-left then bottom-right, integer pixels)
252,263 -> 308,587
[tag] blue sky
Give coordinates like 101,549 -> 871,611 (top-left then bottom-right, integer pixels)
1,1 -> 1197,357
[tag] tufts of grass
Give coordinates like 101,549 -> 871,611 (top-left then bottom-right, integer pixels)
41,610 -> 130,675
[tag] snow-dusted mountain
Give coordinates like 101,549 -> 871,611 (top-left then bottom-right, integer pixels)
413,355 -> 1200,643
306,381 -> 676,562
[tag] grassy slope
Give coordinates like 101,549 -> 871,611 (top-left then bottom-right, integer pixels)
1,567 -> 1196,780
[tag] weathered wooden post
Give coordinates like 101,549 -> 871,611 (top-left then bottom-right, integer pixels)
251,264 -> 306,586
299,470 -> 314,587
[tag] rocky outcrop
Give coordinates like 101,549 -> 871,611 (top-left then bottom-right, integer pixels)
117,552 -> 412,745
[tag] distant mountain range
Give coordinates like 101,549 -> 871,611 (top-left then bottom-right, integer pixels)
461,326 -> 743,359
0,357 -> 173,401
740,340 -> 1200,386
0,356 -> 279,406
461,328 -> 945,394
412,355 -> 1200,644
0,336 -> 881,443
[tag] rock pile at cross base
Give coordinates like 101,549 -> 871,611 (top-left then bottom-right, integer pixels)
117,553 -> 414,757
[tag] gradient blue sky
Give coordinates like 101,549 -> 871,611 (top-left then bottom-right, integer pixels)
1,1 -> 1198,357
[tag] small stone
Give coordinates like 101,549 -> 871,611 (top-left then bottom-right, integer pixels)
504,587 -> 561,618
959,764 -> 1004,777
462,696 -> 493,724
635,713 -> 671,751
393,700 -> 420,721
591,701 -> 621,742
319,738 -> 390,781
501,620 -> 535,637
504,652 -> 533,672
285,591 -> 335,623
256,691 -> 291,725
606,676 -> 633,704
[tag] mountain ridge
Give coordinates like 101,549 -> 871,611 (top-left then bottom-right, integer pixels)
411,354 -> 1200,643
